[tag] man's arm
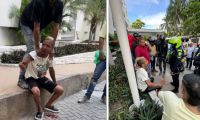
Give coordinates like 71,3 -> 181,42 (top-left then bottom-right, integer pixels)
49,67 -> 56,83
99,37 -> 105,61
145,79 -> 165,88
19,55 -> 33,71
34,22 -> 40,51
52,22 -> 60,46
32,0 -> 42,52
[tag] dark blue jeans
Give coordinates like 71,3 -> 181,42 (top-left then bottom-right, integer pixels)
85,60 -> 106,98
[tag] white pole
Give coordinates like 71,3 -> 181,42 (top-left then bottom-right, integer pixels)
109,0 -> 140,107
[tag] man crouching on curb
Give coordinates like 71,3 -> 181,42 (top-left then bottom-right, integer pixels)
19,36 -> 63,120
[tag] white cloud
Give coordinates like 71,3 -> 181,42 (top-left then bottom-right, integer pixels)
126,0 -> 160,5
140,12 -> 166,29
149,0 -> 159,4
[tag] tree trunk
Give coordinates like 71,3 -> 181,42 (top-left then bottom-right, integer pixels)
92,24 -> 97,40
89,16 -> 97,41
89,24 -> 93,41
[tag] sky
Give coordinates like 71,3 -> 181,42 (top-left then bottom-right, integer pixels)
126,0 -> 170,29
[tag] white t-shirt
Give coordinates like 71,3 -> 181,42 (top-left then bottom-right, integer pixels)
25,51 -> 53,79
187,47 -> 194,58
158,91 -> 200,120
136,68 -> 148,92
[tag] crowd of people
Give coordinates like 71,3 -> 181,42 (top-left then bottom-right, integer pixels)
128,32 -> 200,119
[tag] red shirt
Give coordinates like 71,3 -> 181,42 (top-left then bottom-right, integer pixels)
128,34 -> 135,50
135,45 -> 150,63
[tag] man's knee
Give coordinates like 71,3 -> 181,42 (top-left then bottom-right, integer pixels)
54,85 -> 64,95
31,87 -> 40,97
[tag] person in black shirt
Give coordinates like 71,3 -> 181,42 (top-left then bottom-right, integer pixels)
18,0 -> 63,89
157,35 -> 168,76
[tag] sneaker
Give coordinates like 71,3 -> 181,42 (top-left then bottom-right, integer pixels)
35,112 -> 44,120
77,96 -> 89,103
17,79 -> 29,89
44,106 -> 59,113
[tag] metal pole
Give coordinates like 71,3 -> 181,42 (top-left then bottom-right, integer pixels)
109,0 -> 140,107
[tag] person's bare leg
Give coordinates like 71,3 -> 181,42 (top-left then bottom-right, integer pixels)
31,87 -> 42,111
45,85 -> 63,107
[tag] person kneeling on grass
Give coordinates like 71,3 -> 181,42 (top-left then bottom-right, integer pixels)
136,57 -> 166,94
19,36 -> 63,120
158,73 -> 200,120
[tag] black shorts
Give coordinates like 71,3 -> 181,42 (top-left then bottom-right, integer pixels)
26,77 -> 57,93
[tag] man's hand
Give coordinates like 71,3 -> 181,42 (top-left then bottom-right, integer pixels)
99,51 -> 105,61
19,62 -> 26,71
19,54 -> 33,71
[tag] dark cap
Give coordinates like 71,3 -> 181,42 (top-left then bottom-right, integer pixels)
133,32 -> 141,37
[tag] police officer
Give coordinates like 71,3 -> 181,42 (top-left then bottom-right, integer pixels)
168,37 -> 184,93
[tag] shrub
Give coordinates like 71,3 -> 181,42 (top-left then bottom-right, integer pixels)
1,44 -> 98,64
54,44 -> 98,57
1,51 -> 25,64
109,52 -> 133,119
130,100 -> 163,120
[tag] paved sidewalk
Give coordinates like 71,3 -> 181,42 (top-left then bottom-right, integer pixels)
152,64 -> 194,91
25,81 -> 107,120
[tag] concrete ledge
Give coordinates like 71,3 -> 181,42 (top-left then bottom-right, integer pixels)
0,72 -> 106,120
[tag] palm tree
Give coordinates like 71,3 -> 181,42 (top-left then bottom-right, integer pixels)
84,0 -> 106,41
163,0 -> 187,36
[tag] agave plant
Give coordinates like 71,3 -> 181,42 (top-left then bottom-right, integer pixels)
130,100 -> 163,120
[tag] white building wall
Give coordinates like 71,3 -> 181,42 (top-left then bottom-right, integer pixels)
75,10 -> 102,41
0,0 -> 21,46
109,6 -> 114,34
0,28 -> 18,46
0,0 -> 21,27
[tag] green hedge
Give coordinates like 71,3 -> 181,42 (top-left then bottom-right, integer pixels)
1,44 -> 98,64
109,51 -> 133,120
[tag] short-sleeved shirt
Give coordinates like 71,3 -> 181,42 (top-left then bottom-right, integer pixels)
20,0 -> 63,30
135,45 -> 150,63
136,68 -> 149,92
187,47 -> 194,58
158,91 -> 200,120
25,51 -> 53,79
